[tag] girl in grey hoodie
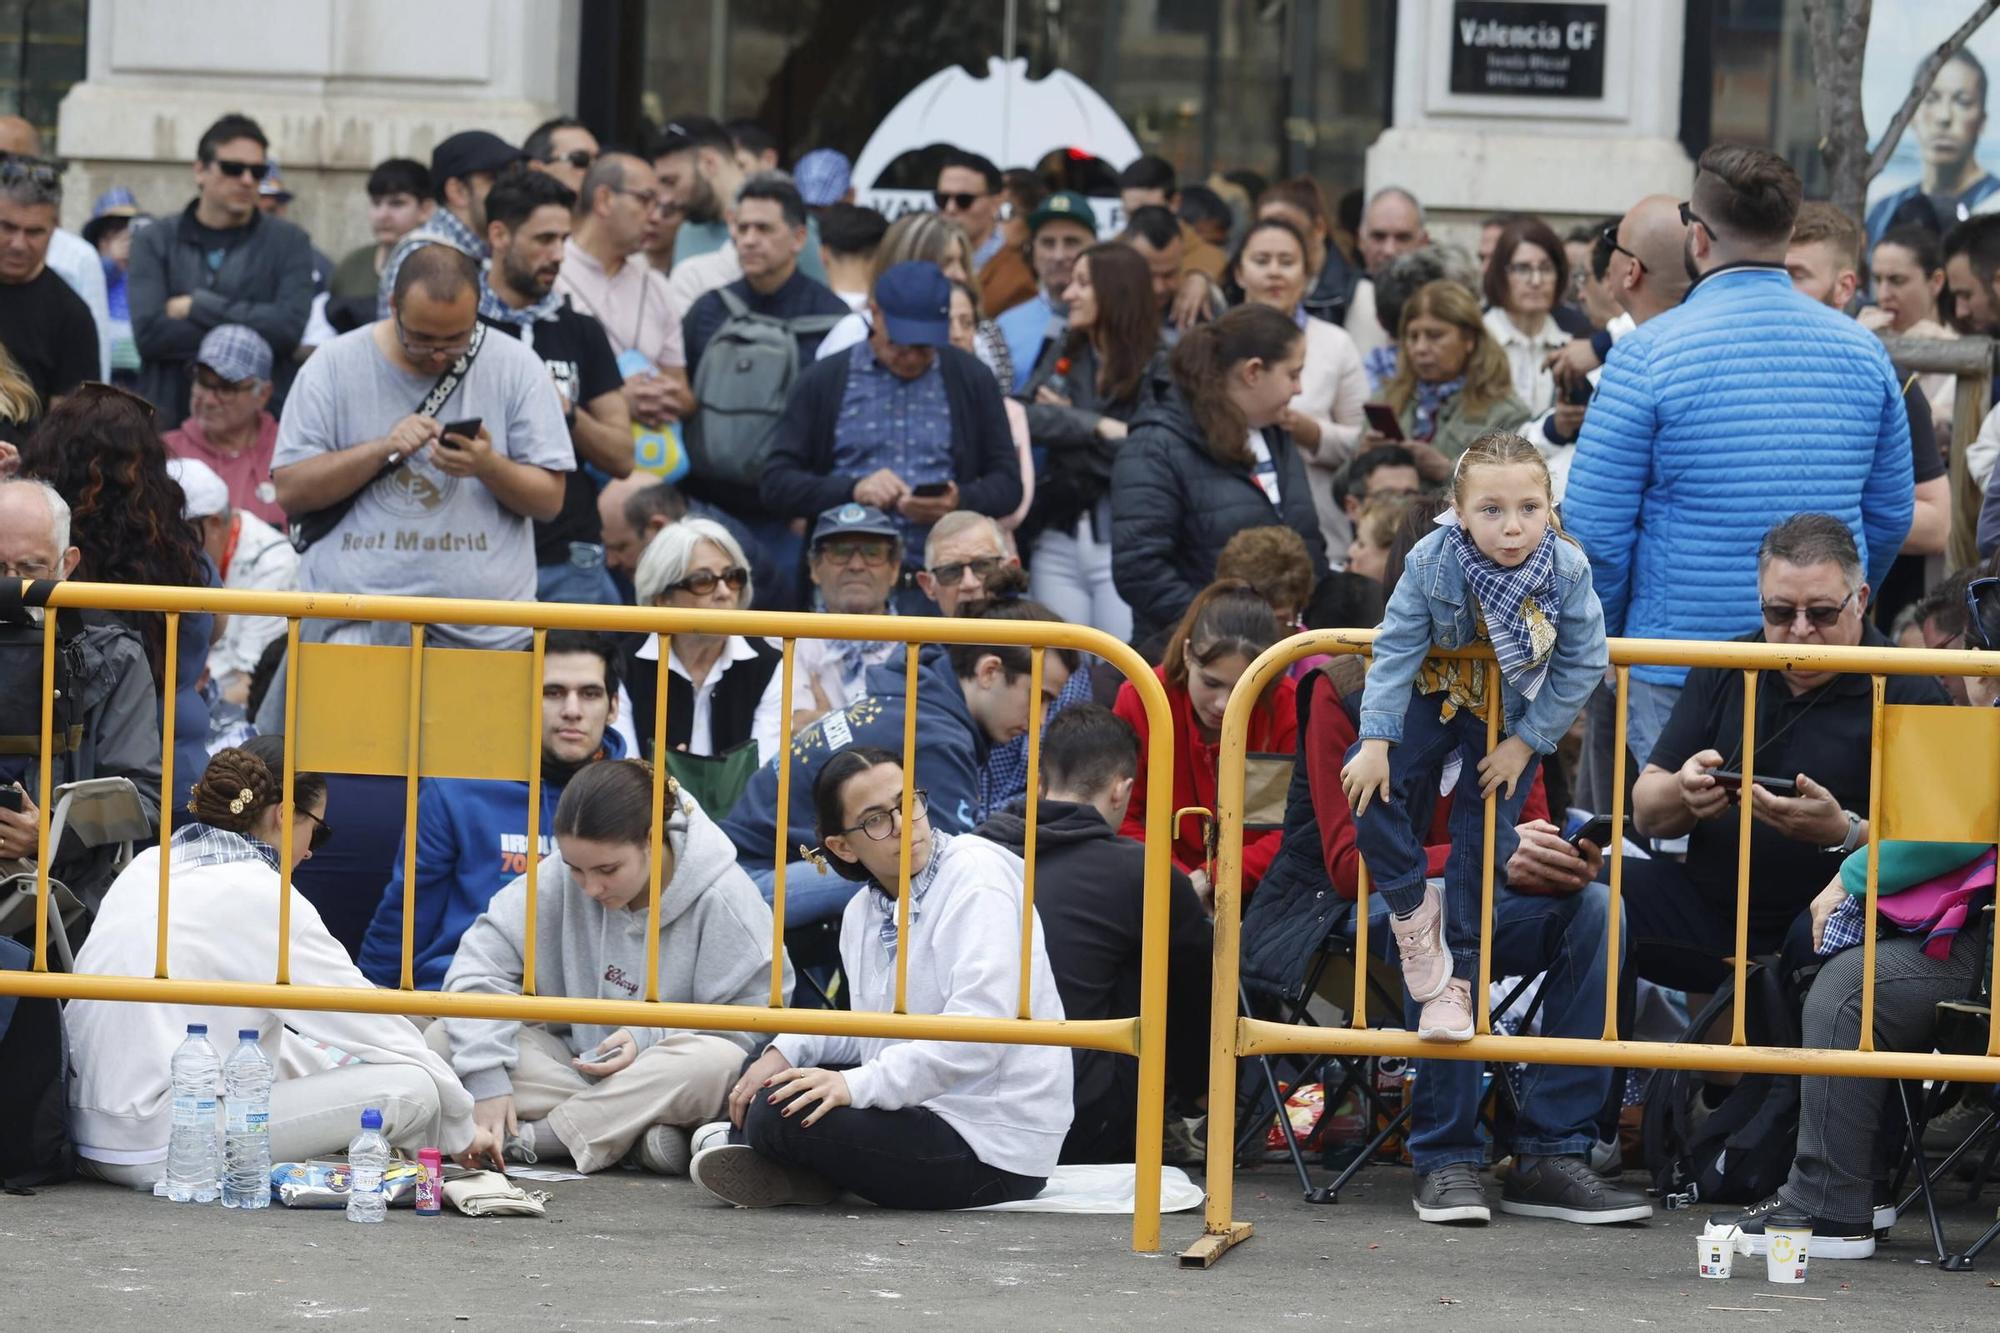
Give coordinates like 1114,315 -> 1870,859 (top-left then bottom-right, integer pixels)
437,761 -> 791,1175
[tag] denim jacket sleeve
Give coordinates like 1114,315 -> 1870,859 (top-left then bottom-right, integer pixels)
1356,552 -> 1443,745
1513,544 -> 1609,755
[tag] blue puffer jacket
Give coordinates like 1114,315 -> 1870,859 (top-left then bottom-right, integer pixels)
1564,265 -> 1913,687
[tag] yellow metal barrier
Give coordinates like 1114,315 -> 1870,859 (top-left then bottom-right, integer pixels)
2,582 -> 1175,1252
1185,629 -> 2000,1268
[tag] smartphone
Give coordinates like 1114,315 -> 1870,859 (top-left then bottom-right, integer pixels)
575,1043 -> 623,1066
1565,813 -> 1627,850
438,417 -> 483,445
1565,377 -> 1594,407
1708,769 -> 1798,797
912,481 -> 951,498
0,785 -> 23,813
1363,403 -> 1405,440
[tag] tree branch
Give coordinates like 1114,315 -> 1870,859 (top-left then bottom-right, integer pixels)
1868,0 -> 2000,181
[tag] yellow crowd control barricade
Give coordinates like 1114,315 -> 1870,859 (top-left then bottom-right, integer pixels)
1,581 -> 1176,1253
1184,629 -> 2000,1268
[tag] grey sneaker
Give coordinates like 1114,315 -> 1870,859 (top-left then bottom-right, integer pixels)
1413,1161 -> 1490,1224
1588,1136 -> 1623,1177
1389,883 -> 1452,1003
1164,1115 -> 1206,1167
624,1124 -> 691,1176
1500,1153 -> 1653,1224
689,1142 -> 839,1208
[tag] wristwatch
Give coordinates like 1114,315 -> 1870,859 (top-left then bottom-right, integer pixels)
1823,809 -> 1863,855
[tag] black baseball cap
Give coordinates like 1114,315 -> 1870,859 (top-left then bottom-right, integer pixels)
653,115 -> 729,157
431,130 -> 524,184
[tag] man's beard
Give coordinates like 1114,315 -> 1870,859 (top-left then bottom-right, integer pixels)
503,254 -> 554,300
1682,232 -> 1700,284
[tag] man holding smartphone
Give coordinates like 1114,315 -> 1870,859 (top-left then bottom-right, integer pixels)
271,243 -> 570,651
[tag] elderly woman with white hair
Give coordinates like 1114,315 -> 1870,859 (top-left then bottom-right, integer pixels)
627,516 -> 785,816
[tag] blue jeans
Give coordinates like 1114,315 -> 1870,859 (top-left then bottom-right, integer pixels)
1350,885 -> 1619,1173
1347,692 -> 1538,977
1621,677 -> 1682,773
536,545 -> 620,606
745,859 -> 862,930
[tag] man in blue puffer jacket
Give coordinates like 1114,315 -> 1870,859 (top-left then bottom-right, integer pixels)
1565,144 -> 1914,766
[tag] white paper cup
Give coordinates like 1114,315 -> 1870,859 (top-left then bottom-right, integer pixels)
1765,1219 -> 1811,1284
1697,1233 -> 1734,1279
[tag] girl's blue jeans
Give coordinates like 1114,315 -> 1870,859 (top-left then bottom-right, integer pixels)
1346,690 -> 1539,980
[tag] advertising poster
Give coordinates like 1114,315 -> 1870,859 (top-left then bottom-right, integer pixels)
1865,6 -> 2000,243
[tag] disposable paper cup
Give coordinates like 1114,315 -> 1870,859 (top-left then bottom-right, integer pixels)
1697,1232 -> 1734,1279
1764,1212 -> 1811,1284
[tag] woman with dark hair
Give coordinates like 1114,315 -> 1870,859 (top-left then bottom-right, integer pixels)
1111,302 -> 1328,643
1372,280 -> 1529,481
690,746 -> 1069,1210
1017,241 -> 1162,643
70,741 -> 475,1189
1480,215 -> 1571,415
436,759 -> 784,1176
23,383 -> 216,809
1112,580 -> 1296,903
1862,225 -> 1957,438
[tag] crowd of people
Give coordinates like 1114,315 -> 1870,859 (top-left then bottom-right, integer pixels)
0,104 -> 1990,1251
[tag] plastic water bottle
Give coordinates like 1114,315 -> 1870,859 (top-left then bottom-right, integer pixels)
345,1108 -> 389,1224
158,1023 -> 221,1203
221,1030 -> 273,1209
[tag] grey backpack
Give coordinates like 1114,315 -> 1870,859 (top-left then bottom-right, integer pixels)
686,289 -> 843,487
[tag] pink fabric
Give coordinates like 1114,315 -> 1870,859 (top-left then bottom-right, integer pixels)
1877,849 -> 1995,959
163,414 -> 285,526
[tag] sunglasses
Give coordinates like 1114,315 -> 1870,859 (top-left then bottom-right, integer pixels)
927,555 -> 1006,586
300,807 -> 333,854
0,155 -> 62,188
1966,577 -> 2000,650
543,149 -> 595,171
190,366 -> 256,393
1759,591 -> 1854,630
934,190 -> 987,211
816,538 -> 896,568
70,380 -> 158,421
1600,220 -> 1644,272
1678,200 -> 1709,233
670,566 -> 749,596
210,158 -> 272,182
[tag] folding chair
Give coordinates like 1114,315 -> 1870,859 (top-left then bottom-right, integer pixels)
0,777 -> 152,971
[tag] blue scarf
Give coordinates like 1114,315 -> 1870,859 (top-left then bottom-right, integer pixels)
875,830 -> 950,961
1411,377 -> 1464,443
1446,524 -> 1560,700
478,269 -> 565,329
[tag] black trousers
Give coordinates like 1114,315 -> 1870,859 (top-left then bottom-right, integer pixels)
740,1079 -> 1046,1210
1614,857 -> 1817,995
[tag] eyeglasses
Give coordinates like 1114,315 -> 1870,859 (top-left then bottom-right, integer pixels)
839,790 -> 929,842
299,807 -> 333,854
0,155 -> 62,188
393,314 -> 476,361
1966,577 -> 2000,650
190,366 -> 256,394
613,187 -> 660,212
71,380 -> 158,422
1600,220 -> 1645,273
934,191 -> 988,211
669,566 -> 749,596
210,158 -> 272,182
1760,591 -> 1855,629
928,555 -> 1006,586
0,561 -> 55,580
1506,262 -> 1557,282
1678,200 -> 1710,234
815,538 -> 896,568
542,149 -> 595,171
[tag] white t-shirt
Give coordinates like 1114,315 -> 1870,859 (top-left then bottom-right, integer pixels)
1247,431 -> 1282,506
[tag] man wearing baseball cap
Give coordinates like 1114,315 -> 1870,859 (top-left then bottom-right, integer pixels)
993,189 -> 1098,391
375,129 -> 525,319
162,324 -> 285,526
762,260 -> 1022,612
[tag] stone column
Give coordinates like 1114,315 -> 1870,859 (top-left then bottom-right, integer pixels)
55,0 -> 580,255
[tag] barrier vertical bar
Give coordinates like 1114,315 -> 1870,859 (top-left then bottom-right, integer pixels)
1602,664 -> 1629,1038
278,618 -> 301,984
1475,696 -> 1500,1034
1859,675 -> 1885,1051
1730,669 -> 1758,1047
894,642 -> 918,1015
31,604 -> 56,971
398,624 -> 425,992
1017,647 -> 1044,1018
770,637 -> 796,1008
1352,860 -> 1371,1029
522,629 -> 547,997
644,633 -> 671,1002
154,611 -> 179,978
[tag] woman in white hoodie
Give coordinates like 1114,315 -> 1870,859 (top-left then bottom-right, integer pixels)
436,759 -> 788,1176
689,745 -> 1070,1210
69,738 -> 474,1187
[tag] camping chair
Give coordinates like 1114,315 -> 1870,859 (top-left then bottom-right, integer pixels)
0,777 -> 152,972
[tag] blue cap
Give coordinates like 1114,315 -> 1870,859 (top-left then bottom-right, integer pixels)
361,1108 -> 383,1130
195,323 -> 273,384
793,148 -> 852,207
258,156 -> 292,201
872,260 -> 952,347
187,1023 -> 207,1034
811,502 -> 899,547
83,186 -> 140,245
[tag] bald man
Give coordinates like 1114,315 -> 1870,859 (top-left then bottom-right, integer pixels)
0,116 -> 110,378
1344,188 -> 1433,361
1538,195 -> 1691,423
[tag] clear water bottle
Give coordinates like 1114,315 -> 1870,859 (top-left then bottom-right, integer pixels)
158,1023 -> 221,1203
221,1029 -> 273,1209
345,1108 -> 389,1224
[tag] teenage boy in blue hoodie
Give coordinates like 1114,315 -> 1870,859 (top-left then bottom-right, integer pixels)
720,598 -> 1073,930
358,630 -> 627,987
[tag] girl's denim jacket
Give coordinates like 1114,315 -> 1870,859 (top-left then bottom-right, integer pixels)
1358,525 -> 1609,756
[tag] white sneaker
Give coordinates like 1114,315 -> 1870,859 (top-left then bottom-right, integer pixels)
690,1121 -> 732,1157
624,1124 -> 691,1176
689,1142 -> 838,1209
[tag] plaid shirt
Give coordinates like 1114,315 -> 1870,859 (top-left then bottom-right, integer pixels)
977,661 -> 1094,817
170,821 -> 279,873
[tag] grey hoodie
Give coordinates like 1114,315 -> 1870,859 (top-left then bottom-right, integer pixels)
441,790 -> 791,1101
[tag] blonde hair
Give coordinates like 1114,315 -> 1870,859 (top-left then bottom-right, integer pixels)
0,343 -> 39,424
872,212 -> 986,320
1449,430 -> 1575,543
1383,280 -> 1515,421
1351,495 -> 1409,552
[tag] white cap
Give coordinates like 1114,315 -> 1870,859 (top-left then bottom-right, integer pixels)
166,457 -> 230,520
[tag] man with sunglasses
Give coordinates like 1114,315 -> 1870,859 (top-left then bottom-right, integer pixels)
522,116 -> 599,195
0,149 -> 98,412
935,148 -> 1006,274
161,324 -> 283,526
129,113 -> 314,428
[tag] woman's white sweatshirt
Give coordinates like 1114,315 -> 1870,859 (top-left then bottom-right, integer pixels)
68,844 -> 475,1162
774,834 -> 1073,1179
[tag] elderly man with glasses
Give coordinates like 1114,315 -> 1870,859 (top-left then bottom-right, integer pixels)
161,324 -> 285,526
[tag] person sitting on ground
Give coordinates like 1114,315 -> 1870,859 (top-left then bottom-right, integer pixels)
975,706 -> 1212,1165
436,759 -> 787,1177
959,562 -> 1097,816
1364,280 -> 1530,483
69,738 -> 474,1187
689,745 -> 1069,1208
356,632 -> 628,989
777,504 -> 906,751
1114,580 -> 1297,906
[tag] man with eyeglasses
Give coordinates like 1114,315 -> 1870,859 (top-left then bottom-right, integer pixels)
159,324 -> 283,526
1623,515 -> 1946,994
935,148 -> 1007,273
375,129 -> 526,321
129,113 -> 314,429
770,504 -> 906,754
522,116 -> 599,195
270,244 -> 570,652
0,149 -> 98,412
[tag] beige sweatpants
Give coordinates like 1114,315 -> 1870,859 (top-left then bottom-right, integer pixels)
428,1024 -> 743,1174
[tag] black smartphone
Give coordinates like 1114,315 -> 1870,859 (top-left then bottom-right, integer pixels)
1565,377 -> 1594,407
1709,769 -> 1798,797
912,481 -> 951,498
1565,813 -> 1626,850
1363,403 -> 1405,440
0,785 -> 22,813
438,417 -> 483,445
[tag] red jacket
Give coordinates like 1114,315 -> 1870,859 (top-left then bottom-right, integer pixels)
1304,672 -> 1549,900
1113,666 -> 1297,891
